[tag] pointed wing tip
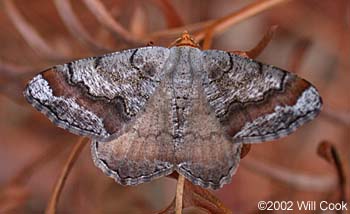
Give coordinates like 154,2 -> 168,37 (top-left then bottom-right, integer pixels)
23,74 -> 114,142
233,85 -> 322,144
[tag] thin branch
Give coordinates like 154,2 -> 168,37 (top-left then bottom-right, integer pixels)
45,137 -> 89,214
148,20 -> 210,40
175,174 -> 185,214
53,0 -> 112,52
3,0 -> 68,60
157,172 -> 232,214
194,0 -> 291,42
159,173 -> 231,214
149,0 -> 290,41
242,158 -> 337,192
81,0 -> 145,45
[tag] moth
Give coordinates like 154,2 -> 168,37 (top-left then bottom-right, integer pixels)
24,32 -> 322,189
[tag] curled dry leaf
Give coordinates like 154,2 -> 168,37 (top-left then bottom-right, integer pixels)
317,141 -> 347,202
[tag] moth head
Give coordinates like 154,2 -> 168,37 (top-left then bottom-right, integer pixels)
170,31 -> 200,48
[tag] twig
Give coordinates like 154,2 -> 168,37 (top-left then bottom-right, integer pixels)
81,0 -> 145,45
159,173 -> 231,214
3,0 -> 68,60
45,137 -> 89,214
53,0 -> 112,52
242,157 -> 337,192
149,0 -> 290,41
175,174 -> 185,214
194,0 -> 291,42
148,20 -> 210,40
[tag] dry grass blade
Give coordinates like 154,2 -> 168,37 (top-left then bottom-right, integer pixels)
150,0 -> 184,28
53,0 -> 112,52
45,137 -> 89,214
81,0 -> 145,45
242,158 -> 337,192
3,0 -> 68,60
317,141 -> 347,202
194,0 -> 291,42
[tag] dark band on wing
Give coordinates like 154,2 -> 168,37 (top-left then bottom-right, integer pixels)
41,68 -> 130,135
221,73 -> 311,137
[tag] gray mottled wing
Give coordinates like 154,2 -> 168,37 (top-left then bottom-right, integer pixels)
24,46 -> 170,142
201,50 -> 322,144
174,64 -> 242,189
91,77 -> 176,185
